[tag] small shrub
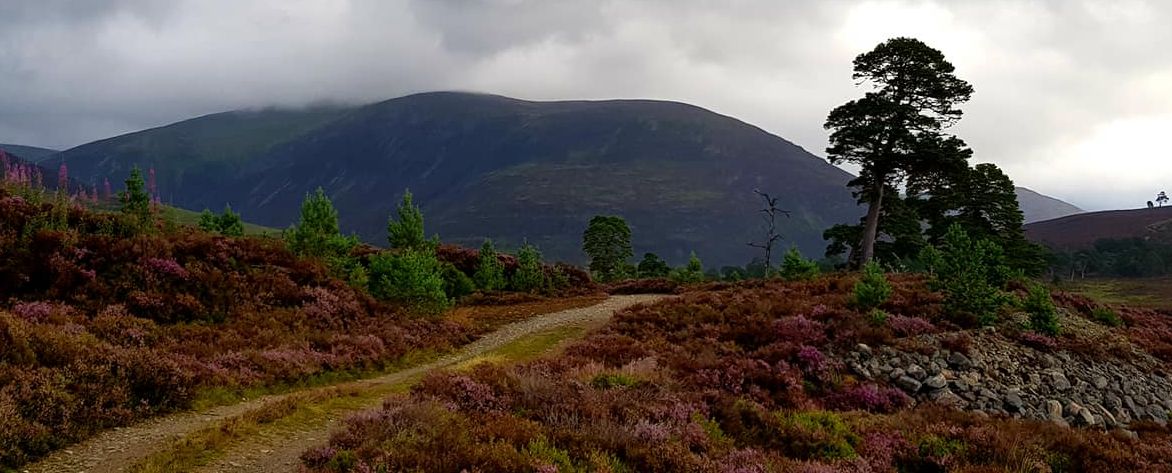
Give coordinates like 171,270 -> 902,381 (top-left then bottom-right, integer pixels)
778,410 -> 860,461
590,373 -> 639,389
669,252 -> 706,284
920,225 -> 1012,326
867,309 -> 889,327
1019,331 -> 1058,351
368,248 -> 450,313
780,247 -> 820,281
440,262 -> 475,300
1023,285 -> 1060,336
1091,307 -> 1123,327
852,261 -> 891,310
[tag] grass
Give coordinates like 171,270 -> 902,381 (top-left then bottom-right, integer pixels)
163,206 -> 281,236
1060,277 -> 1172,311
126,306 -> 606,472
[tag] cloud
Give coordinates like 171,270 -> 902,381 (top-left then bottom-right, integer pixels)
0,0 -> 1168,209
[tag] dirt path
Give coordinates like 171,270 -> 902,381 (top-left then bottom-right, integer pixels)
24,294 -> 663,473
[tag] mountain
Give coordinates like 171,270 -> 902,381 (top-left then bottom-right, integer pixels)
1014,187 -> 1083,223
54,105 -> 353,198
57,92 -> 862,266
0,143 -> 58,162
1024,206 -> 1172,249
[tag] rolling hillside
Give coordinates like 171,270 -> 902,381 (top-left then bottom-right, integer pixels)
55,92 -> 861,266
1024,206 -> 1172,249
1015,186 -> 1083,223
0,144 -> 58,162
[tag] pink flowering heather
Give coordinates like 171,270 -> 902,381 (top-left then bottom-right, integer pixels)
774,315 -> 827,346
797,345 -> 827,375
1019,331 -> 1058,350
889,315 -> 938,337
632,419 -> 671,443
143,257 -> 189,280
11,301 -> 55,322
825,383 -> 912,413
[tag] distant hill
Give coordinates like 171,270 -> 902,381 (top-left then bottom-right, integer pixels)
1024,206 -> 1172,249
57,92 -> 861,266
0,143 -> 58,162
1015,187 -> 1083,223
54,106 -> 353,202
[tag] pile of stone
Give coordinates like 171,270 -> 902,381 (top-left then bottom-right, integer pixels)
846,331 -> 1172,429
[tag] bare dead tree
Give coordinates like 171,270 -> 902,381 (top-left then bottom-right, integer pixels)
747,189 -> 791,273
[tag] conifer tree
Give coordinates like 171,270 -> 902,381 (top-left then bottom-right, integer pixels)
119,167 -> 152,228
474,239 -> 506,291
387,189 -> 431,250
512,243 -> 546,292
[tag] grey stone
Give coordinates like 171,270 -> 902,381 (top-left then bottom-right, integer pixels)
1076,406 -> 1097,426
907,364 -> 927,381
1004,393 -> 1025,412
1105,394 -> 1122,410
889,368 -> 906,381
1051,372 -> 1071,391
1093,376 -> 1109,390
950,379 -> 970,392
896,376 -> 922,393
1147,405 -> 1169,425
1096,404 -> 1118,428
925,374 -> 948,390
1047,400 -> 1064,420
856,343 -> 872,357
947,352 -> 972,370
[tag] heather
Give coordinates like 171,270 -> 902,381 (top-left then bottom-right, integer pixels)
305,275 -> 1172,472
0,186 -> 534,469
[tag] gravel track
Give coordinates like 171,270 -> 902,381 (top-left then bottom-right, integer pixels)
24,294 -> 663,473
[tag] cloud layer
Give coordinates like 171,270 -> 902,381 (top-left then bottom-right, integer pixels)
1,0 -> 1169,210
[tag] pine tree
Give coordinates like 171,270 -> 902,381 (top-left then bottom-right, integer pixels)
582,215 -> 633,282
119,167 -> 152,228
287,188 -> 354,259
387,189 -> 431,250
473,239 -> 506,292
636,252 -> 671,278
825,37 -> 973,266
512,243 -> 546,292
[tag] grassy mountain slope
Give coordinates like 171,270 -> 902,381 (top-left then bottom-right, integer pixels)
0,143 -> 58,162
224,92 -> 860,265
59,92 -> 861,266
55,105 -> 353,202
1015,186 -> 1083,223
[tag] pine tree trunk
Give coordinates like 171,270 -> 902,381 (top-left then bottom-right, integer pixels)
859,180 -> 885,266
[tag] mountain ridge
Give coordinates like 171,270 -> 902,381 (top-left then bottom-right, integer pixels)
54,91 -> 861,266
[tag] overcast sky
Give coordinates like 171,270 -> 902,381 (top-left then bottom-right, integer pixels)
1,0 -> 1169,210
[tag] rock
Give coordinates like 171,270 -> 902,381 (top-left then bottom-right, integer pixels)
1105,394 -> 1122,410
947,352 -> 972,370
1076,406 -> 1097,426
1004,393 -> 1025,413
950,379 -> 970,392
896,376 -> 922,393
1093,376 -> 1109,390
925,374 -> 948,390
907,364 -> 927,381
856,343 -> 872,357
1124,395 -> 1142,416
1051,373 -> 1071,391
1046,400 -> 1064,421
889,368 -> 906,381
1096,404 -> 1118,428
1147,405 -> 1169,426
